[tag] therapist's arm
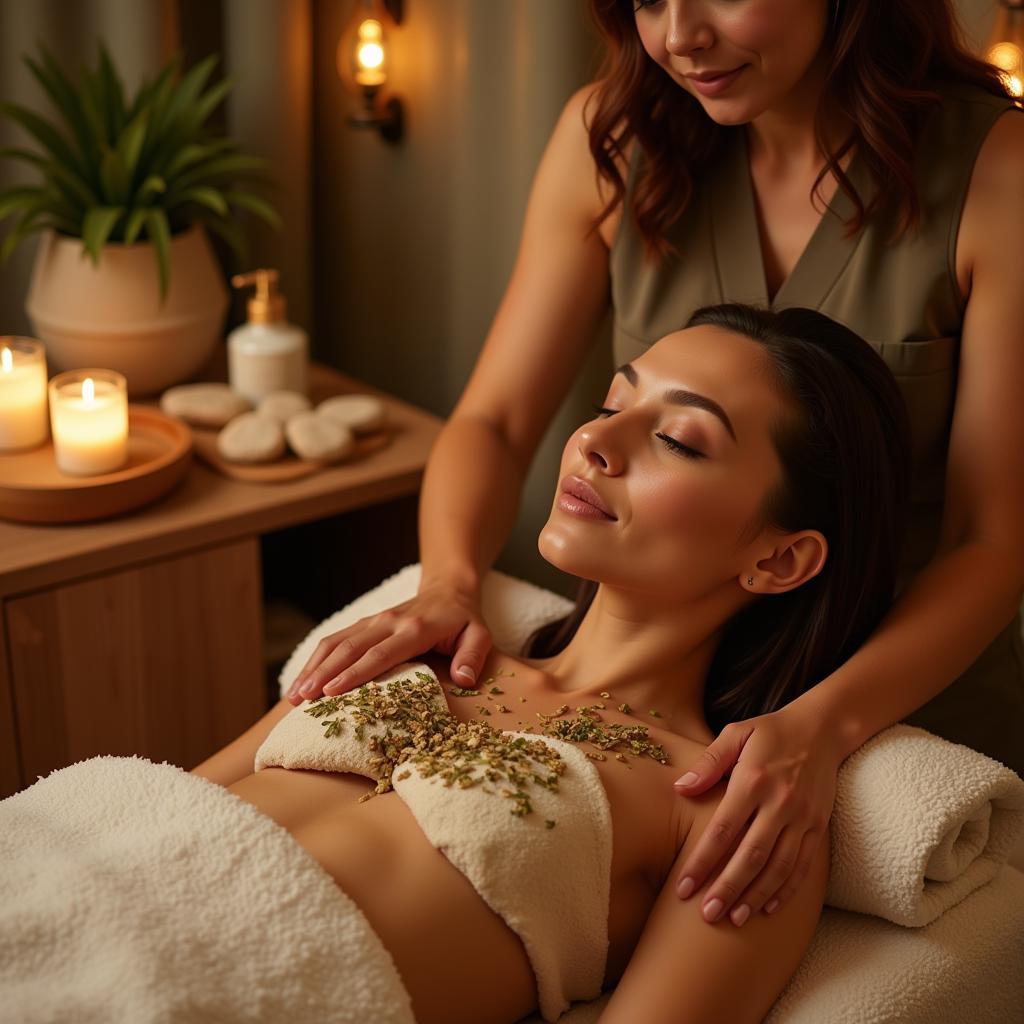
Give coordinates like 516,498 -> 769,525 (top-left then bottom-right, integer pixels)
793,109 -> 1024,760
670,109 -> 1024,927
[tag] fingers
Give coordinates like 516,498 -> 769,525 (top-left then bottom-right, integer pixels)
450,621 -> 493,686
691,819 -> 792,927
757,826 -> 823,918
288,618 -> 371,698
674,789 -> 756,909
319,628 -> 427,697
286,618 -> 393,704
673,721 -> 751,795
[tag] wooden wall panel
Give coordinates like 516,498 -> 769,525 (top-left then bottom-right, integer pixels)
0,606 -> 22,797
7,537 -> 265,786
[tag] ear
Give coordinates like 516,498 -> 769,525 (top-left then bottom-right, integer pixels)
749,530 -> 828,594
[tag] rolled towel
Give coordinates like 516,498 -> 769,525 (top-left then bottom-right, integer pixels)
826,723 -> 1024,927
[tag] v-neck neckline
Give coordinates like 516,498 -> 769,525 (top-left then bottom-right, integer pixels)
711,128 -> 868,310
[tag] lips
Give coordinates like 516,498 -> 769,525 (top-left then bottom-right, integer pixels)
685,66 -> 745,82
559,475 -> 616,519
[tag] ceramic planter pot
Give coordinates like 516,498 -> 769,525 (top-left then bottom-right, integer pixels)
26,224 -> 229,398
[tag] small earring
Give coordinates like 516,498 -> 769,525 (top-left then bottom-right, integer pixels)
747,576 -> 754,585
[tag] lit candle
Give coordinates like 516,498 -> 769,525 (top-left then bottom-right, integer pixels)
48,369 -> 129,476
0,337 -> 49,452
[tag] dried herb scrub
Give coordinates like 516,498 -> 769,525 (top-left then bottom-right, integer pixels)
304,671 -> 671,824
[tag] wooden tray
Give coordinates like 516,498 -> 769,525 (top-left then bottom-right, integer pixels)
188,424 -> 394,482
0,405 -> 193,524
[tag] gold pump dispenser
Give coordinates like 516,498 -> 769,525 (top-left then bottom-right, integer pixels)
231,269 -> 286,325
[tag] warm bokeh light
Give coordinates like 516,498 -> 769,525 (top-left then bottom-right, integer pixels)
83,377 -> 95,403
354,18 -> 387,87
1,347 -> 11,374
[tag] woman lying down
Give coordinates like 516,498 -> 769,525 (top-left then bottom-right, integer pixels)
0,303 -> 912,1024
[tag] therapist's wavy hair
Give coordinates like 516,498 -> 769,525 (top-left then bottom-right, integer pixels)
524,303 -> 913,736
586,0 -> 1013,260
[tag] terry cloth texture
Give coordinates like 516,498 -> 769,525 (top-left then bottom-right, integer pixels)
258,661 -> 614,1022
0,756 -> 416,1024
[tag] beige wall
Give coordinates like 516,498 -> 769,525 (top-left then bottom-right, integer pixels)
310,0 -> 610,596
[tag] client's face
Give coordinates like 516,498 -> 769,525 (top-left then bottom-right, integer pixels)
538,324 -> 787,600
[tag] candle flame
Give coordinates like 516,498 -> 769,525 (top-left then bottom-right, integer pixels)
83,377 -> 95,403
1,347 -> 10,374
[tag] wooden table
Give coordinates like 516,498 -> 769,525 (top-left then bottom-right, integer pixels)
0,357 -> 443,797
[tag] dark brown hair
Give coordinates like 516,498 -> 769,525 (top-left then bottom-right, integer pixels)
586,0 -> 1012,260
524,303 -> 912,736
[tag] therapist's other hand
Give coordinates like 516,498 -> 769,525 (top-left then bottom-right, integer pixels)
285,578 -> 492,705
671,705 -> 840,926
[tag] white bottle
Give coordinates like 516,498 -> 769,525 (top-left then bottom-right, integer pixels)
228,268 -> 309,405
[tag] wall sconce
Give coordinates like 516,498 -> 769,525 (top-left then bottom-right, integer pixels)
984,0 -> 1024,107
338,0 -> 404,143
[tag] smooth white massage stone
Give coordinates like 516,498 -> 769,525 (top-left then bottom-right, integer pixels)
217,412 -> 287,463
258,390 -> 312,423
285,410 -> 356,462
161,382 -> 252,428
316,394 -> 387,435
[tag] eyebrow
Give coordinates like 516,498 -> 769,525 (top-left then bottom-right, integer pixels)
614,362 -> 738,444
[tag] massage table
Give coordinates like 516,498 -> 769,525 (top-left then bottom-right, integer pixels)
279,564 -> 1024,1024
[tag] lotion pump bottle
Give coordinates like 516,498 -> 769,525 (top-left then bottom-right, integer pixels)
228,269 -> 309,404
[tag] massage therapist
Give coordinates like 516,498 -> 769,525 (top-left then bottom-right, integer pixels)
289,0 -> 1024,931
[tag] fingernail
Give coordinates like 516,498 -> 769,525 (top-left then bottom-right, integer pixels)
456,665 -> 475,682
731,904 -> 750,927
300,683 -> 315,696
677,876 -> 695,899
674,772 -> 699,787
703,897 -> 724,922
764,898 -> 779,914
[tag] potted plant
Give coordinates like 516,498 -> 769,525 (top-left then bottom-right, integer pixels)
0,43 -> 281,396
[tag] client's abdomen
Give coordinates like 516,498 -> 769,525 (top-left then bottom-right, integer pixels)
228,767 -> 538,1024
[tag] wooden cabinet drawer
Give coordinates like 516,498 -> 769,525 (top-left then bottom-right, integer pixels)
4,538 -> 265,792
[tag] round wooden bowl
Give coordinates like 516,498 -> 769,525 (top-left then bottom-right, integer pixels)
0,405 -> 193,524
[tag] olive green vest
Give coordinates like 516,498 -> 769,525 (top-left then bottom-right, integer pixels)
610,81 -> 1024,774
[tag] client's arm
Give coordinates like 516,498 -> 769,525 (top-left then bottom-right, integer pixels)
598,800 -> 830,1024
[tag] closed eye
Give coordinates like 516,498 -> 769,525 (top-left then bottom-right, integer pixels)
589,404 -> 706,460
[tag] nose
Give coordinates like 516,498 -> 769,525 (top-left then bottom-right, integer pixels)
665,2 -> 714,57
577,420 -> 623,475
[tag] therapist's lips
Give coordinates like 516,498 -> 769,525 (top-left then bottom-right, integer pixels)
558,475 -> 617,521
684,64 -> 748,97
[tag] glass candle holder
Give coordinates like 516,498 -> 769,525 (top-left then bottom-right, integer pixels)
48,369 -> 129,476
0,337 -> 49,452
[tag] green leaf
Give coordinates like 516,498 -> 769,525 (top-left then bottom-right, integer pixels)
158,138 -> 236,183
193,211 -> 248,266
0,100 -> 87,180
144,207 -> 171,302
97,42 -> 127,139
123,207 -> 147,244
171,153 -> 269,192
81,205 -> 124,263
126,53 -> 181,124
0,146 -> 47,169
42,159 -> 97,211
173,185 -> 228,216
223,190 -> 282,230
135,174 -> 166,205
77,67 -> 111,145
114,109 -> 149,191
0,206 -> 50,264
0,186 -> 47,222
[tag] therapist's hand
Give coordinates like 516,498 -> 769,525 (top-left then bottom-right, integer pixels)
671,704 -> 840,926
285,577 -> 492,705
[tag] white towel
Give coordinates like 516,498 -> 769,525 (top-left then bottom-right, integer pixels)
0,756 -> 416,1024
826,721 -> 1024,926
280,562 -> 1024,926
